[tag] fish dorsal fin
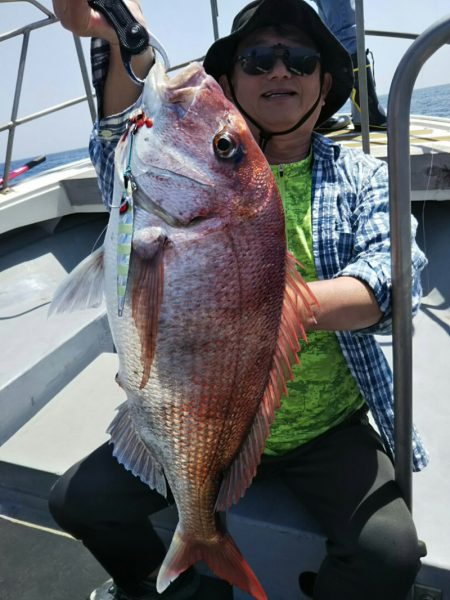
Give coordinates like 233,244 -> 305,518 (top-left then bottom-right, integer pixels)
48,247 -> 104,315
108,402 -> 167,497
215,252 -> 316,511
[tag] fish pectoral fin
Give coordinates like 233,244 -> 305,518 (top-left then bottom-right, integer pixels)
216,252 -> 316,511
48,247 -> 105,315
131,243 -> 165,389
283,250 -> 318,344
108,402 -> 167,497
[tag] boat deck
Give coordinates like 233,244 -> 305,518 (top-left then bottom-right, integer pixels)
0,516 -> 233,600
0,158 -> 101,235
328,114 -> 450,202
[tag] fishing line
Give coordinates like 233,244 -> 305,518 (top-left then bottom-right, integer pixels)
91,224 -> 108,253
420,149 -> 435,295
108,135 -> 135,210
0,301 -> 51,320
0,514 -> 73,539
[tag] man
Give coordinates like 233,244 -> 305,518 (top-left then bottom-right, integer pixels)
50,1 -> 427,599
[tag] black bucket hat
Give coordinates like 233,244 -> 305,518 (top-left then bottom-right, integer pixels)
203,0 -> 354,126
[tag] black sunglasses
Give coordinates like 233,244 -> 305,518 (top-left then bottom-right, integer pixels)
236,44 -> 321,76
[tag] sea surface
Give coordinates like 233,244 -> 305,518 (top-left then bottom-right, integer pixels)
1,83 -> 449,187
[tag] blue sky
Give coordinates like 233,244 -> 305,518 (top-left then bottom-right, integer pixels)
1,0 -> 450,160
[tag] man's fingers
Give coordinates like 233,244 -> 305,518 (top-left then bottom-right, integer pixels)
52,0 -> 90,35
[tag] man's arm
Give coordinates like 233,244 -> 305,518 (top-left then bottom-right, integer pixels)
102,44 -> 154,116
52,0 -> 154,116
305,277 -> 382,332
303,155 -> 426,335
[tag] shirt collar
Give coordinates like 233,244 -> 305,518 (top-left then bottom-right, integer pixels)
311,132 -> 341,162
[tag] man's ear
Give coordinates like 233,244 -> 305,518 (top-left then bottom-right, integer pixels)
219,74 -> 233,101
322,72 -> 333,101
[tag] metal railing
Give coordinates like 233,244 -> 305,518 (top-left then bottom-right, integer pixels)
354,0 -> 371,153
354,2 -> 425,155
355,4 -> 450,155
0,0 -> 96,190
387,13 -> 450,511
0,0 -> 223,190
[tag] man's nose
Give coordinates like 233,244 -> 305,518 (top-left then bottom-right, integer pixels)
268,57 -> 291,77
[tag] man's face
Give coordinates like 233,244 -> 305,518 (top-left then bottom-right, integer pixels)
221,26 -> 331,135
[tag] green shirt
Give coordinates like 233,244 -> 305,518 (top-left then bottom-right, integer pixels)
264,156 -> 365,455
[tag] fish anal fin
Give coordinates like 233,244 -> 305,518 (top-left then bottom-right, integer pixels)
157,525 -> 267,600
131,243 -> 165,389
215,251 -> 316,511
215,402 -> 271,512
108,402 -> 167,497
49,247 -> 104,315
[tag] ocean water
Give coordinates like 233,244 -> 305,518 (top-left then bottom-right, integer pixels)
1,83 -> 449,187
404,83 -> 450,118
340,82 -> 450,119
1,146 -> 91,187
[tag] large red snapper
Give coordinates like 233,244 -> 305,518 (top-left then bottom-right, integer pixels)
51,61 -> 314,600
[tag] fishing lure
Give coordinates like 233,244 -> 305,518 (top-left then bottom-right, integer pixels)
114,110 -> 153,317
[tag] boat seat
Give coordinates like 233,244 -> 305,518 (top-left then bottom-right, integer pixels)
228,478 -> 326,600
60,171 -> 102,207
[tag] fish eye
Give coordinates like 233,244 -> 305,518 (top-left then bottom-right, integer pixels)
213,130 -> 239,159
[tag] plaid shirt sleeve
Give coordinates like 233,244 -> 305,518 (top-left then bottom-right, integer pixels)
88,38 -> 143,210
335,158 -> 427,335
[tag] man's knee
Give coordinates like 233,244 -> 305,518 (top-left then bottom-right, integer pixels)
317,501 -> 421,599
357,496 -> 422,586
48,472 -> 97,537
48,443 -> 126,536
48,449 -> 171,538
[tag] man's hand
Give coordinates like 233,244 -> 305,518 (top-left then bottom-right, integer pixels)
52,0 -> 145,46
53,0 -> 154,115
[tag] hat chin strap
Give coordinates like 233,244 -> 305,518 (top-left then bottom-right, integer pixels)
226,73 -> 324,152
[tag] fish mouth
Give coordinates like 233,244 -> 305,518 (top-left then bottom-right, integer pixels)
134,185 -> 182,227
166,63 -> 208,115
144,62 -> 210,122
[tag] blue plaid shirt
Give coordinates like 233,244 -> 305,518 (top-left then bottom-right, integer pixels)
88,39 -> 428,471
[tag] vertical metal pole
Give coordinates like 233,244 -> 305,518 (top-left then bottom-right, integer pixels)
2,30 -> 30,190
388,14 -> 450,512
388,103 -> 414,512
73,34 -> 97,123
210,0 -> 220,41
354,0 -> 370,154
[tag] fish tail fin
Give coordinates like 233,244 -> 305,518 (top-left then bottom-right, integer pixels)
157,525 -> 267,600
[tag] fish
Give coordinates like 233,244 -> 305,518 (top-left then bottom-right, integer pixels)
50,60 -> 315,600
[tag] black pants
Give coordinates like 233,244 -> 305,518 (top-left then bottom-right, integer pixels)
49,409 -> 422,599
